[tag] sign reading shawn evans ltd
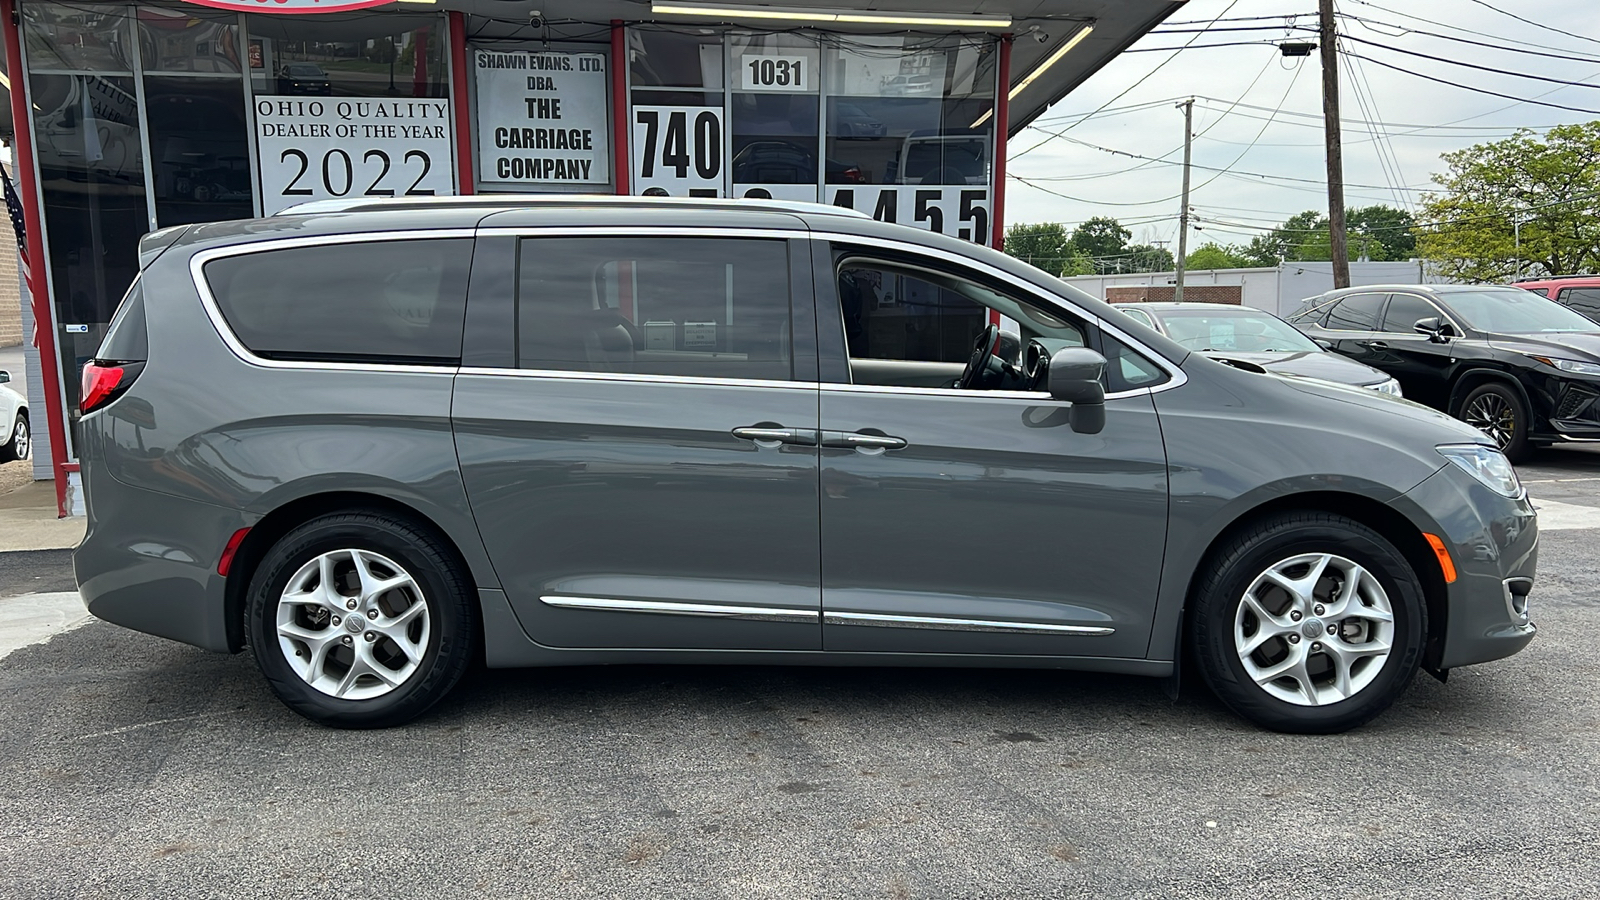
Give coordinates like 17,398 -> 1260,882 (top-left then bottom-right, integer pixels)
254,96 -> 455,215
475,50 -> 608,184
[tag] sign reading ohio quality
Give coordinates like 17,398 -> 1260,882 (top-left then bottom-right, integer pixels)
254,96 -> 455,215
475,50 -> 608,184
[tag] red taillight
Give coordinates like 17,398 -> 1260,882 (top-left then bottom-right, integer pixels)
844,167 -> 865,183
217,527 -> 251,577
80,362 -> 126,414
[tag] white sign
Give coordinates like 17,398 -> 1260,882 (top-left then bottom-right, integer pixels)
475,50 -> 608,185
183,0 -> 394,13
828,186 -> 992,245
633,106 -> 723,197
737,51 -> 816,93
254,96 -> 453,215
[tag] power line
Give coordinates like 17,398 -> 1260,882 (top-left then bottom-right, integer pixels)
1345,0 -> 1600,60
1462,0 -> 1600,48
1344,50 -> 1600,115
1339,11 -> 1600,65
1341,33 -> 1600,91
1008,0 -> 1245,161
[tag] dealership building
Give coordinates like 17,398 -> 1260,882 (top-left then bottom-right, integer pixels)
0,0 -> 1180,515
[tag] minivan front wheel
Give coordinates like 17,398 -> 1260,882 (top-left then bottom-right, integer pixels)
1191,512 -> 1426,734
246,511 -> 476,728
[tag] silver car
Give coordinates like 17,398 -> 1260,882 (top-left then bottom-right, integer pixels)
74,197 -> 1536,734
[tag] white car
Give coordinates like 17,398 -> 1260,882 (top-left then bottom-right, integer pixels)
0,370 -> 29,462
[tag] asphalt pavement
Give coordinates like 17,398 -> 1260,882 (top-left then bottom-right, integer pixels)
1,450 -> 1598,898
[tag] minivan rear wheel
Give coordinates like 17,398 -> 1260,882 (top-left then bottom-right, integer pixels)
1190,512 -> 1426,734
246,511 -> 476,728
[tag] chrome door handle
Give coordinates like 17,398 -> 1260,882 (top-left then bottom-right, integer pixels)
821,430 -> 908,451
1362,340 -> 1389,350
732,426 -> 818,446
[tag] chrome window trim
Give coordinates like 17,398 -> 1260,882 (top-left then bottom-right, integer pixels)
808,230 -> 1188,397
188,229 -> 477,374
459,366 -> 817,391
539,595 -> 818,623
823,611 -> 1115,636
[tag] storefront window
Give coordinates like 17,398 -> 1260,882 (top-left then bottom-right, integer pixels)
630,28 -> 724,197
29,72 -> 147,434
244,12 -> 446,98
822,36 -> 995,186
23,3 -> 134,73
145,77 -> 252,226
728,33 -> 820,201
138,7 -> 242,74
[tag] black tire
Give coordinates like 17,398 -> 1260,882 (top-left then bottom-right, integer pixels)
0,413 -> 27,463
1189,512 -> 1427,734
246,511 -> 476,728
1459,382 -> 1529,462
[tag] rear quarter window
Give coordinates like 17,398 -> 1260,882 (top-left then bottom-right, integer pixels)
97,279 -> 148,362
202,238 -> 473,364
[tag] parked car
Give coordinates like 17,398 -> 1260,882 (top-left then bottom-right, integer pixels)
885,131 -> 988,185
828,102 -> 888,139
75,196 -> 1536,735
1289,283 -> 1600,460
731,140 -> 866,184
276,63 -> 331,96
1114,303 -> 1401,395
0,370 -> 27,462
1514,275 -> 1600,324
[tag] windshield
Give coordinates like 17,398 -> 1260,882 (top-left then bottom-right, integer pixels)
1159,310 -> 1321,353
1443,289 -> 1600,334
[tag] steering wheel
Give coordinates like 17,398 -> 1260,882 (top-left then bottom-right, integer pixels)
957,323 -> 1000,390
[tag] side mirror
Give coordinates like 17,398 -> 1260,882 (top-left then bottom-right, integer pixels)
1413,316 -> 1451,342
0,370 -> 9,384
1046,348 -> 1107,434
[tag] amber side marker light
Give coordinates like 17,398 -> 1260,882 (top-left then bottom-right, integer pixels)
1423,533 -> 1457,584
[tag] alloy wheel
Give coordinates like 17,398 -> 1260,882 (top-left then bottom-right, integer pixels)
1234,552 -> 1395,706
12,419 -> 27,460
1464,392 -> 1515,450
275,548 -> 431,700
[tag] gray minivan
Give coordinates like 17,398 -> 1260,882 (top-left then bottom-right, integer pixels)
74,197 -> 1536,733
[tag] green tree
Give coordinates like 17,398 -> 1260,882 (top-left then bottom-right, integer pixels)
1070,216 -> 1132,272
1348,205 -> 1417,261
1004,222 -> 1071,276
1126,244 -> 1175,273
1417,123 -> 1600,281
1185,242 -> 1251,270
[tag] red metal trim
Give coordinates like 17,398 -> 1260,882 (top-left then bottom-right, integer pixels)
2,0 -> 70,517
60,463 -> 80,473
447,10 -> 475,194
182,0 -> 394,13
990,34 -> 1011,252
611,20 -> 630,195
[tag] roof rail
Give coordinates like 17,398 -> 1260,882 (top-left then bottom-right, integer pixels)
274,194 -> 871,219
1514,273 -> 1599,283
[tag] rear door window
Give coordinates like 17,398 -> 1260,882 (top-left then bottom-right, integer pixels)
1557,287 -> 1600,321
203,238 -> 473,364
1324,293 -> 1387,331
516,236 -> 793,381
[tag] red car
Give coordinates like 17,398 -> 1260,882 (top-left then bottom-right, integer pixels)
1516,276 -> 1600,323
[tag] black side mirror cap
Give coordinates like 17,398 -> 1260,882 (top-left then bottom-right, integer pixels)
1414,316 -> 1452,342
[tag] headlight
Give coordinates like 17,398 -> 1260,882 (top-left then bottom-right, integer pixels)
1367,377 -> 1403,396
1526,355 -> 1600,376
1437,443 -> 1522,498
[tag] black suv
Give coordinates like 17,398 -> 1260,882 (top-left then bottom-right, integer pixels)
1289,283 -> 1600,460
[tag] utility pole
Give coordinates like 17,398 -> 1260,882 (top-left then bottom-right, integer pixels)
1320,0 -> 1350,288
1174,98 -> 1194,303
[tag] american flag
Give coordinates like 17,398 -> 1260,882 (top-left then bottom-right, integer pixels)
0,162 -> 36,348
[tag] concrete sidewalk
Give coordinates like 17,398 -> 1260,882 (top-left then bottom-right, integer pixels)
0,480 -> 84,552
0,591 -> 87,661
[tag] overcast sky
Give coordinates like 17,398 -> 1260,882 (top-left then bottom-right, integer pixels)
1006,0 -> 1600,250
